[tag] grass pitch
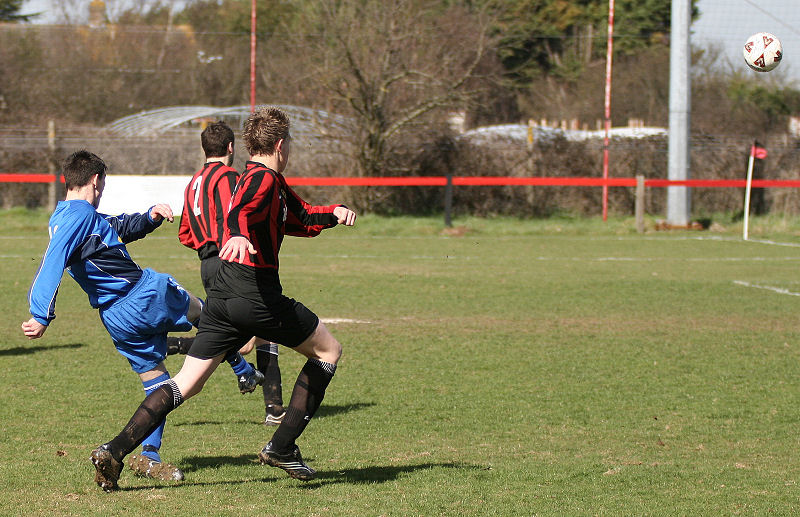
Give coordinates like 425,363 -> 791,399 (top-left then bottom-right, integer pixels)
2,209 -> 800,515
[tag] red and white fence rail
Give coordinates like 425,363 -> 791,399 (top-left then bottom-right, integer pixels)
6,173 -> 800,188
3,174 -> 798,236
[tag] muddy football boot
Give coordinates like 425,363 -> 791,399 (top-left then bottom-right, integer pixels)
258,441 -> 316,481
128,453 -> 185,481
91,443 -> 123,492
238,364 -> 265,394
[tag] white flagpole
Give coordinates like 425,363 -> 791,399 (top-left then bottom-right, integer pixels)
602,0 -> 615,222
743,143 -> 755,241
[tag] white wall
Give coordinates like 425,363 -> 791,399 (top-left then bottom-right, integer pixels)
97,175 -> 190,216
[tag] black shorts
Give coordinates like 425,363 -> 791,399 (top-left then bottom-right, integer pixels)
188,294 -> 319,359
200,255 -> 222,293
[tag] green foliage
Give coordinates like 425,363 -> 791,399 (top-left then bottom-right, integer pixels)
726,79 -> 800,127
175,0 -> 292,36
0,0 -> 38,22
613,0 -> 677,52
113,0 -> 292,34
486,0 -> 697,84
4,212 -> 800,514
115,1 -> 173,25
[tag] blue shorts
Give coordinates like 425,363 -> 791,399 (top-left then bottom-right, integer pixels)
99,268 -> 193,373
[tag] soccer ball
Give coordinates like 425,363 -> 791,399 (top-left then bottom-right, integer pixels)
743,32 -> 783,72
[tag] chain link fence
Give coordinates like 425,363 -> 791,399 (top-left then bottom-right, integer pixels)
4,119 -> 800,217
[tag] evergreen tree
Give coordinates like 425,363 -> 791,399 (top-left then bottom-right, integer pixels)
483,0 -> 698,83
0,0 -> 39,22
175,0 -> 289,36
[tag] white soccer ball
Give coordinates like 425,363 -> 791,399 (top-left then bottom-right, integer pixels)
743,32 -> 783,72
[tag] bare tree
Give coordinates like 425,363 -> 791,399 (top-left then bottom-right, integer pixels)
287,0 -> 496,185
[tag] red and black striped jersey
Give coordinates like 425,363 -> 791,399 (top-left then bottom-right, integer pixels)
223,160 -> 340,271
178,161 -> 239,258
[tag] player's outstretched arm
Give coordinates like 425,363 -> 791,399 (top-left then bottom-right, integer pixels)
333,206 -> 357,226
219,236 -> 257,264
149,203 -> 174,223
21,317 -> 47,339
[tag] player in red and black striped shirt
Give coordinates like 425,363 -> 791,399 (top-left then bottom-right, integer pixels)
177,121 -> 285,422
212,154 -> 350,299
93,107 -> 356,489
178,122 -> 240,282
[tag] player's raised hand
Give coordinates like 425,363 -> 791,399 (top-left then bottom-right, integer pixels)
21,318 -> 47,339
333,206 -> 357,226
220,235 -> 257,264
149,204 -> 174,223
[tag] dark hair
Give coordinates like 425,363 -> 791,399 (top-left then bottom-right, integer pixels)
63,150 -> 107,190
201,121 -> 235,158
243,107 -> 290,156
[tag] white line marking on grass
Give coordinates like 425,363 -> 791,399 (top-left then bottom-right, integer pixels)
734,280 -> 800,297
531,256 -> 800,262
321,318 -> 371,324
583,235 -> 800,247
0,235 -> 182,241
649,235 -> 800,248
6,253 -> 800,263
744,238 -> 800,248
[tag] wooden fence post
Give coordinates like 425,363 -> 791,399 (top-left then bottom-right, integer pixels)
444,171 -> 453,228
47,120 -> 59,210
635,174 -> 645,233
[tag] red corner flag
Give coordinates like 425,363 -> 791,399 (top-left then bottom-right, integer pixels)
750,143 -> 768,160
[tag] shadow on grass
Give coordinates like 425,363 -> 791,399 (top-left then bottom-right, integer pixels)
315,401 -> 376,418
179,453 -> 260,473
173,402 -> 376,427
0,343 -> 82,356
115,461 -> 476,492
313,462 -> 475,485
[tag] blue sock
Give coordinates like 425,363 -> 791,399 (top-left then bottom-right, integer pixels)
227,352 -> 254,377
140,372 -> 171,462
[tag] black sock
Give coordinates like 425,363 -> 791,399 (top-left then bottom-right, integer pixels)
107,380 -> 184,462
256,343 -> 283,409
269,358 -> 335,451
223,349 -> 239,365
177,337 -> 193,354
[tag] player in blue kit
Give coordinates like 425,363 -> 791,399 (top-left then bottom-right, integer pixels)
21,149 -> 263,484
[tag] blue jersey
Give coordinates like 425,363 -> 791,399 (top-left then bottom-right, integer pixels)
28,200 -> 162,325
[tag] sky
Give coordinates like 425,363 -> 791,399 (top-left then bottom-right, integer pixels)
18,0 -> 800,81
692,0 -> 800,82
